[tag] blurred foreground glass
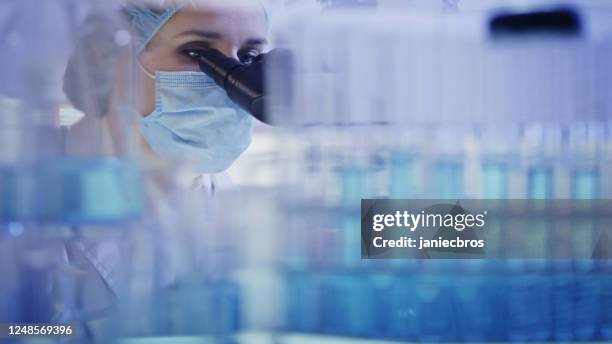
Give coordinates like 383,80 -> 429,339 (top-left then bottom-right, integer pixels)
260,3 -> 612,342
0,0 -> 145,341
1,1 -> 610,343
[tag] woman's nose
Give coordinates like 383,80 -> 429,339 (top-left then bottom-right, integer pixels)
216,45 -> 239,61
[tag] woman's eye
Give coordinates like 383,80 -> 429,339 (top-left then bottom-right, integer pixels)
183,49 -> 201,60
178,42 -> 211,60
238,48 -> 261,64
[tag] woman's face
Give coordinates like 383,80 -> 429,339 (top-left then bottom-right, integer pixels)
137,1 -> 268,116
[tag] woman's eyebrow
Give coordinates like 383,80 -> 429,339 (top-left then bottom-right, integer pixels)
244,38 -> 268,45
176,30 -> 222,39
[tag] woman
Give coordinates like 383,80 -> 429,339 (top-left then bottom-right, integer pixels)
57,0 -> 271,335
128,0 -> 269,179
65,0 -> 270,192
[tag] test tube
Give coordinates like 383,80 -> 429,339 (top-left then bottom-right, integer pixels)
390,153 -> 416,198
504,162 -> 552,340
551,264 -> 575,341
573,264 -> 600,340
338,216 -> 363,270
414,273 -> 456,341
482,162 -> 508,199
319,272 -> 376,337
0,166 -> 17,222
386,275 -> 418,340
284,272 -> 320,333
601,261 -> 612,340
572,169 -> 600,340
340,165 -> 372,210
528,167 -> 553,200
453,267 -> 504,341
573,170 -> 599,199
505,270 -> 552,341
433,161 -> 464,200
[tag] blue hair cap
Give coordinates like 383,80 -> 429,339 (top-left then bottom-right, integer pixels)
124,3 -> 184,54
124,1 -> 270,55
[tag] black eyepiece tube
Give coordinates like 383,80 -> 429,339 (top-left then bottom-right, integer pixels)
489,7 -> 582,37
192,48 -> 268,123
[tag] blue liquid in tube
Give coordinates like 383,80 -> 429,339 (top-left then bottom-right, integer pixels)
573,170 -> 598,199
572,224 -> 598,339
434,161 -> 463,199
415,274 -> 456,341
179,279 -> 241,336
0,167 -> 17,222
482,162 -> 508,199
390,155 -> 415,198
340,166 -> 371,209
18,267 -> 55,323
506,273 -> 552,341
528,168 -> 553,199
601,262 -> 612,339
481,162 -> 506,258
3,158 -> 144,224
551,271 -> 575,341
571,170 -> 599,340
284,272 -> 319,333
0,286 -> 21,323
339,217 -> 362,269
386,275 -> 418,340
368,274 -> 393,338
453,272 -> 504,341
320,273 -> 376,337
507,166 -> 552,341
573,268 -> 600,340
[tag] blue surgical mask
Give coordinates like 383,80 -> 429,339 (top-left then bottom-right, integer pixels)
139,70 -> 253,173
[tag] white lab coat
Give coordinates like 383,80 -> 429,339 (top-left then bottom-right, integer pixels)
57,115 -> 237,333
52,170 -> 230,328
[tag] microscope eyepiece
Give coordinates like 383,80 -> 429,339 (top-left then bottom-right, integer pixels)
190,48 -> 267,123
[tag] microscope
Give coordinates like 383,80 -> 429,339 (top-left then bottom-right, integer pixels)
187,48 -> 291,125
187,7 -> 579,126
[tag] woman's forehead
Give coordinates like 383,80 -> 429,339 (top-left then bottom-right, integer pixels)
165,1 -> 267,38
135,0 -> 264,8
188,0 -> 264,12
185,0 -> 267,23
